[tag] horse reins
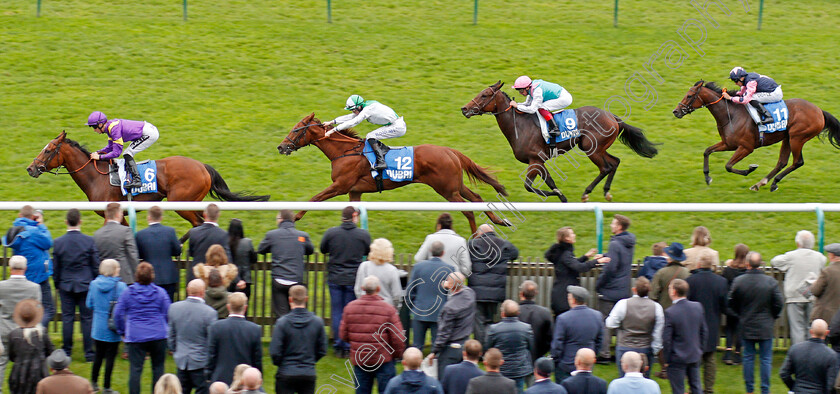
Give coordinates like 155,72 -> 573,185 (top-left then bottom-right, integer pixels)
467,89 -> 513,116
33,140 -> 110,176
285,122 -> 365,161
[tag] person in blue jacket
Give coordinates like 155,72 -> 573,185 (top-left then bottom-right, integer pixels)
3,205 -> 54,326
86,259 -> 128,394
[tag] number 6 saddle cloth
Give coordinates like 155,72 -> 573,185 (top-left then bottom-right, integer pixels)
109,159 -> 159,196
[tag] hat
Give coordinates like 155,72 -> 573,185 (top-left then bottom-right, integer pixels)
47,349 -> 70,370
13,299 -> 43,329
534,357 -> 554,377
664,242 -> 686,262
566,285 -> 590,302
825,243 -> 840,255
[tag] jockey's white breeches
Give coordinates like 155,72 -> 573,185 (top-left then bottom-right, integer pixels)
542,90 -> 573,112
365,117 -> 406,140
123,122 -> 159,157
752,86 -> 783,103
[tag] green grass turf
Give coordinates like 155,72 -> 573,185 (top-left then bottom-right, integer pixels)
2,2 -> 840,260
47,329 -> 792,393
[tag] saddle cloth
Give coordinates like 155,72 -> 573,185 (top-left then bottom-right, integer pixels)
109,159 -> 159,196
363,140 -> 415,182
746,100 -> 789,133
538,109 -> 581,143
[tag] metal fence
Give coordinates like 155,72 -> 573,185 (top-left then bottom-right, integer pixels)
0,250 -> 793,348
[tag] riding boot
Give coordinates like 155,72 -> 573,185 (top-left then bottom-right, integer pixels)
368,138 -> 388,171
123,154 -> 142,188
750,101 -> 774,124
547,118 -> 560,155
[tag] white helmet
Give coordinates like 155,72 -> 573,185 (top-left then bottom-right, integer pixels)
345,95 -> 364,110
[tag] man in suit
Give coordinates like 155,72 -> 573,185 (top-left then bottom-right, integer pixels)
168,279 -> 217,394
780,319 -> 839,394
136,206 -> 183,301
552,286 -> 604,381
518,281 -> 553,363
53,208 -> 100,362
407,241 -> 454,349
187,203 -> 231,281
465,348 -> 516,394
560,348 -> 607,394
94,202 -> 139,284
0,256 -> 42,393
206,292 -> 262,384
685,254 -> 729,393
440,339 -> 484,394
525,357 -> 567,393
663,279 -> 707,394
258,209 -> 314,318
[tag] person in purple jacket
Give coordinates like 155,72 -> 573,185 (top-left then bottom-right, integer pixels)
86,111 -> 160,188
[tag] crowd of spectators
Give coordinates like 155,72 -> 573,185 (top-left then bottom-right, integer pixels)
5,206 -> 840,394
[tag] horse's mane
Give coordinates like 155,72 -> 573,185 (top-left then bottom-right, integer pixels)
337,128 -> 361,140
501,90 -> 513,102
702,81 -> 724,94
64,138 -> 91,155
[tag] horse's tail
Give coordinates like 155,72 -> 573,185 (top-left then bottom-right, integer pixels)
821,110 -> 840,149
615,116 -> 659,158
452,150 -> 509,197
203,164 -> 270,202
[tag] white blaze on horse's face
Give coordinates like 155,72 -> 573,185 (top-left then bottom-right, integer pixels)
43,143 -> 50,152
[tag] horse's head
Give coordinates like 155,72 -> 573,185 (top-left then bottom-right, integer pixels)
674,80 -> 718,118
278,113 -> 326,155
461,81 -> 507,118
27,131 -> 68,178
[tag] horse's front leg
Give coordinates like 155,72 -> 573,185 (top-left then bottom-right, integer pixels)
295,181 -> 352,221
703,141 -> 729,185
522,162 -> 567,202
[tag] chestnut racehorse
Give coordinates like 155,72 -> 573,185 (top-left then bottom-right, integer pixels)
462,81 -> 659,202
674,81 -> 840,191
277,113 -> 512,234
26,131 -> 269,225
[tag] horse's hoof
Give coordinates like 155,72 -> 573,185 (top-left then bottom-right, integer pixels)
559,194 -> 568,203
749,164 -> 759,169
604,192 -> 613,202
582,194 -> 590,203
770,184 -> 779,192
705,177 -> 712,186
749,184 -> 760,191
501,219 -> 513,227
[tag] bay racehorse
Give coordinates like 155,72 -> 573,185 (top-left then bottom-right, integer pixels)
674,81 -> 840,191
277,113 -> 512,234
27,131 -> 269,225
462,81 -> 659,202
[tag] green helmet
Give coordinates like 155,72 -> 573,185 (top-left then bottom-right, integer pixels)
345,95 -> 365,111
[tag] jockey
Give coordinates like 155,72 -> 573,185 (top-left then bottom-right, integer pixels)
325,95 -> 406,171
509,76 -> 573,149
85,111 -> 159,188
722,67 -> 782,125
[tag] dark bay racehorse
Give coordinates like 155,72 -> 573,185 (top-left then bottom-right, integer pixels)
462,81 -> 659,202
27,131 -> 269,225
674,81 -> 840,191
277,113 -> 512,234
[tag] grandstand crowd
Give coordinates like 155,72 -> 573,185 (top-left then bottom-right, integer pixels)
3,203 -> 840,394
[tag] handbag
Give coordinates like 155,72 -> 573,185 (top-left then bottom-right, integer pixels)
107,288 -> 120,332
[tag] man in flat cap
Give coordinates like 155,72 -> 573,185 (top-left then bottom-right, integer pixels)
551,285 -> 604,382
812,244 -> 840,323
36,349 -> 95,394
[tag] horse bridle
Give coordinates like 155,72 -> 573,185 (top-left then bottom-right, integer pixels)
465,88 -> 510,116
677,81 -> 726,116
283,122 -> 322,151
32,140 -> 63,175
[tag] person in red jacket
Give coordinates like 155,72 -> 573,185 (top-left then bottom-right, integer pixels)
340,275 -> 406,394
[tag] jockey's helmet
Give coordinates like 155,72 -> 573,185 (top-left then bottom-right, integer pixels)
345,95 -> 365,111
513,76 -> 532,90
86,111 -> 107,126
729,67 -> 747,82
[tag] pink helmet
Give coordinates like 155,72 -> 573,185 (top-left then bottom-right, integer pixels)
513,76 -> 532,89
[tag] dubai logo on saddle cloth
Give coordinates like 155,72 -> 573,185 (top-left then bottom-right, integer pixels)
540,109 -> 581,144
110,159 -> 159,196
747,100 -> 790,133
363,140 -> 414,182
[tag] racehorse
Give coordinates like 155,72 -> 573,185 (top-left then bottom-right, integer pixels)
462,81 -> 659,202
674,81 -> 840,191
26,131 -> 269,225
277,113 -> 512,234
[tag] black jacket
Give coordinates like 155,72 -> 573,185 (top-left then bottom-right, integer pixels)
663,299 -> 707,365
546,242 -> 596,315
207,316 -> 262,384
52,231 -> 100,293
465,371 -> 517,394
596,232 -> 635,302
828,309 -> 840,352
187,223 -> 231,281
560,371 -> 607,394
779,337 -> 838,394
727,269 -> 784,341
468,232 -> 518,303
269,308 -> 327,377
486,317 -> 534,379
136,224 -> 182,286
686,269 -> 729,352
519,300 -> 553,362
258,221 -> 314,283
320,221 -> 371,286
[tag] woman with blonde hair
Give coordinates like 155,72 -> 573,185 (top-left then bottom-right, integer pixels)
229,363 -> 251,392
684,226 -> 720,271
153,373 -> 183,394
86,259 -> 127,394
193,244 -> 239,288
354,238 -> 403,307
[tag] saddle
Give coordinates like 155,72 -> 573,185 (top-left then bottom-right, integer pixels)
109,159 -> 151,187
